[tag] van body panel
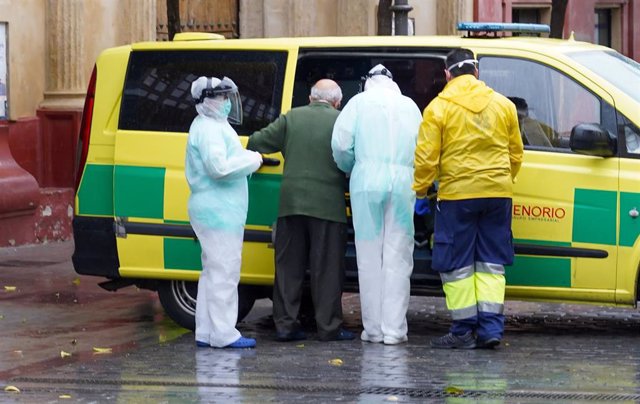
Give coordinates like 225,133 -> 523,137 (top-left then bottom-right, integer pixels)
617,157 -> 640,304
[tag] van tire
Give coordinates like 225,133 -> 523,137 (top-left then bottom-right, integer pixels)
157,280 -> 258,331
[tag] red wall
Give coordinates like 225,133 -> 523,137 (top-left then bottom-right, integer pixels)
8,110 -> 81,188
0,109 -> 79,246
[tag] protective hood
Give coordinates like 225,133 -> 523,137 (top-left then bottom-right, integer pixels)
191,76 -> 243,124
362,64 -> 401,93
439,74 -> 493,114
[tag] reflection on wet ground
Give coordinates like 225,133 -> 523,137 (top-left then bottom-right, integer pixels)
1,242 -> 639,402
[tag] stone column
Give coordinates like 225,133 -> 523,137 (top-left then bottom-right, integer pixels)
437,0 -> 474,36
337,0 -> 370,36
123,0 -> 156,44
263,0 -> 292,37
291,0 -> 314,37
239,0 -> 264,38
41,0 -> 85,109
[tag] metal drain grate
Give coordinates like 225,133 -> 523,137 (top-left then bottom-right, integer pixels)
13,377 -> 640,401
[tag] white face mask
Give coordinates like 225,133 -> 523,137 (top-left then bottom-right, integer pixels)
197,97 -> 229,122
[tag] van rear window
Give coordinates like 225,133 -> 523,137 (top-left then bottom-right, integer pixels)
119,50 -> 287,134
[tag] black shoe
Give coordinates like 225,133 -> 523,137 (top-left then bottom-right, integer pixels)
275,330 -> 307,342
476,337 -> 501,349
430,332 -> 476,349
320,328 -> 355,341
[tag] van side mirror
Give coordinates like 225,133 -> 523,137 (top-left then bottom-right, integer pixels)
570,123 -> 617,157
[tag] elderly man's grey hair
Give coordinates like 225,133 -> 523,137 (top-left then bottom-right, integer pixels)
310,82 -> 343,104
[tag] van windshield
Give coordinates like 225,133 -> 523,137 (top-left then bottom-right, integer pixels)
567,50 -> 640,103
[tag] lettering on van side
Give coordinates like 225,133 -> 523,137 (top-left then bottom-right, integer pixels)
512,204 -> 566,223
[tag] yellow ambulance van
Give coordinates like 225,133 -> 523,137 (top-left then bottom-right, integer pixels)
72,24 -> 640,330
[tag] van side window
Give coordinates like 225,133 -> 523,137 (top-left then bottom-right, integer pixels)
293,51 -> 446,113
119,50 -> 287,134
479,56 -> 603,152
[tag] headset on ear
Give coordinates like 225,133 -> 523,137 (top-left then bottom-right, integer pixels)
195,77 -> 232,104
367,68 -> 393,80
359,67 -> 393,92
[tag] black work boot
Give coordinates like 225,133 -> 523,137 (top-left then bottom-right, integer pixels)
476,337 -> 501,349
430,331 -> 476,349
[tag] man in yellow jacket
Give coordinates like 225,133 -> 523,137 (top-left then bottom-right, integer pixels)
413,48 -> 524,349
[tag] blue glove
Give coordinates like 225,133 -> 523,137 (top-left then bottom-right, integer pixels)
415,198 -> 431,216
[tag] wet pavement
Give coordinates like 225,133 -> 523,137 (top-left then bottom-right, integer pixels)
1,241 -> 639,403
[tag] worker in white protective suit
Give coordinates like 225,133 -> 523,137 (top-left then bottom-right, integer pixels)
331,65 -> 422,345
186,76 -> 262,349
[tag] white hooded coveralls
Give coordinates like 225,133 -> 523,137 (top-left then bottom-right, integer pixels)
331,68 -> 422,344
186,77 -> 262,347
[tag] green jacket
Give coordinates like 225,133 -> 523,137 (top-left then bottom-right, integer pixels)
247,102 -> 347,223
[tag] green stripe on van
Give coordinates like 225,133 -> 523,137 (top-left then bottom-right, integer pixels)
247,173 -> 281,226
114,165 -> 165,219
572,188 -> 616,245
506,256 -> 571,287
620,192 -> 640,247
77,164 -> 114,215
164,238 -> 202,270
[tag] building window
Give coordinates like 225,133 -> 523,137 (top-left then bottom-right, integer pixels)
512,6 -> 551,36
594,8 -> 612,47
513,8 -> 540,24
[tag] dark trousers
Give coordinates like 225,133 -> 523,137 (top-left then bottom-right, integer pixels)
273,215 -> 347,340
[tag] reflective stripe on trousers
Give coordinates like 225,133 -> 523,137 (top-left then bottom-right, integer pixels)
440,262 -> 505,320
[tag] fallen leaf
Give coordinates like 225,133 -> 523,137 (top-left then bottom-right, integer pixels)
328,358 -> 343,366
444,386 -> 464,395
4,385 -> 20,393
4,286 -> 16,292
60,351 -> 72,358
72,278 -> 80,286
296,344 -> 304,348
92,347 -> 112,354
59,394 -> 72,399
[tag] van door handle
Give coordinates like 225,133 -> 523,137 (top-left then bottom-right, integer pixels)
630,207 -> 639,218
262,157 -> 281,166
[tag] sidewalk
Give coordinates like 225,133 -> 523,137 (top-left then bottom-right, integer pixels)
0,239 -> 74,264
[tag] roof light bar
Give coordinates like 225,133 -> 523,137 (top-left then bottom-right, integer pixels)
457,22 -> 550,36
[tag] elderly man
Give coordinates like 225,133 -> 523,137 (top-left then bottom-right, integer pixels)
247,79 -> 354,342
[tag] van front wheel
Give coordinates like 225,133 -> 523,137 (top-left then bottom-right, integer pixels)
157,280 -> 258,331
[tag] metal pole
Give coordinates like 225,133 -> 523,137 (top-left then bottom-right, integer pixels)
390,0 -> 412,36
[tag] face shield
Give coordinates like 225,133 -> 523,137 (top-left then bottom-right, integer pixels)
194,76 -> 243,125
